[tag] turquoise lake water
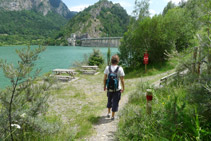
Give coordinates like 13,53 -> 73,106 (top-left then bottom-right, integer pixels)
0,46 -> 118,88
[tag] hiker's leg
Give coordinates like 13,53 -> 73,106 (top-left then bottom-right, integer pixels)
108,108 -> 111,114
112,112 -> 115,118
107,92 -> 112,109
112,91 -> 121,113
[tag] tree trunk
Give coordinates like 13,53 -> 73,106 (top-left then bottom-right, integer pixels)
9,91 -> 15,141
208,28 -> 211,74
192,47 -> 198,74
197,46 -> 202,76
208,49 -> 211,75
9,78 -> 19,141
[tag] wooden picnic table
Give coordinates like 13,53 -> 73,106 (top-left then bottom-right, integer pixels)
53,69 -> 75,78
80,69 -> 97,75
54,75 -> 72,81
81,66 -> 98,70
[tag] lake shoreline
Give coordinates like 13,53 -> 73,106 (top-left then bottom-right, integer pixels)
0,45 -> 119,48
0,46 -> 118,88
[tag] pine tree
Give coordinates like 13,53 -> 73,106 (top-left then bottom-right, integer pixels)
0,46 -> 57,140
107,47 -> 111,66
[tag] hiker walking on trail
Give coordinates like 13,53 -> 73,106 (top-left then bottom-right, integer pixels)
103,55 -> 125,120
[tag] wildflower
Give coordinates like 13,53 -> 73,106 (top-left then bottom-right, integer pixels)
20,113 -> 26,118
162,102 -> 165,105
11,124 -> 21,129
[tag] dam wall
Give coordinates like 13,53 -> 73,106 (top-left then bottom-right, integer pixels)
81,37 -> 122,47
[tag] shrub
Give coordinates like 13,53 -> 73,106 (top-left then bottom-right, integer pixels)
0,46 -> 59,140
117,82 -> 211,140
88,49 -> 104,66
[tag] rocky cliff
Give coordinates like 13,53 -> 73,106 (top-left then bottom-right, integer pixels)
0,0 -> 76,19
60,0 -> 130,39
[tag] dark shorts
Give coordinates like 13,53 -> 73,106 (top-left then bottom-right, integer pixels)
107,90 -> 121,112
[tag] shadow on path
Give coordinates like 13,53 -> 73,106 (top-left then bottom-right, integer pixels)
89,115 -> 113,125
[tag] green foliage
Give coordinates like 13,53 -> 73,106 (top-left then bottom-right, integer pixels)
57,0 -> 130,45
117,83 -> 211,140
98,4 -> 130,37
118,1 -> 211,139
0,10 -> 68,45
88,49 -> 104,66
0,46 -> 58,140
63,12 -> 91,35
132,0 -> 150,20
119,0 -> 199,68
162,1 -> 176,15
107,47 -> 111,65
124,61 -> 175,79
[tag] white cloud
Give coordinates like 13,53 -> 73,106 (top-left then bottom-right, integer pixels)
149,9 -> 157,17
69,4 -> 90,12
113,0 -> 134,15
164,0 -> 187,5
113,0 -> 133,8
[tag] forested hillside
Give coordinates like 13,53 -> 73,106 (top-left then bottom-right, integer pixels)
0,0 -> 77,46
51,0 -> 130,45
0,10 -> 70,45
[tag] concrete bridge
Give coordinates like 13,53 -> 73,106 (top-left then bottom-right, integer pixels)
81,37 -> 122,47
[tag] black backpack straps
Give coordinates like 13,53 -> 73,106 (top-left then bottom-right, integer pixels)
109,65 -> 112,73
114,66 -> 119,73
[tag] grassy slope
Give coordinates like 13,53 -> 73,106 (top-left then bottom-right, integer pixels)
41,62 -> 176,140
0,68 -> 175,140
46,73 -> 108,140
0,54 -> 178,140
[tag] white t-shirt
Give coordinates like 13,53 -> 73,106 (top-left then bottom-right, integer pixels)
104,65 -> 125,90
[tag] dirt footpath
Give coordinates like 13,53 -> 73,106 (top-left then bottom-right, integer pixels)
88,91 -> 130,141
87,70 -> 173,141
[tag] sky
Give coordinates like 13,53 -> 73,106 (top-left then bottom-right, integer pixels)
62,0 -> 186,16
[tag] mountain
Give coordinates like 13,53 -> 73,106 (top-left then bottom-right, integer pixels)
0,10 -> 69,45
0,0 -> 76,19
58,0 -> 130,40
0,0 -> 78,45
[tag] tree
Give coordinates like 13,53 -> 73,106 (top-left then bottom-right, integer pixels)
119,1 -> 197,68
162,1 -> 176,15
107,47 -> 111,66
0,46 -> 57,140
163,8 -> 195,52
119,0 -> 150,68
88,49 -> 104,66
133,0 -> 150,21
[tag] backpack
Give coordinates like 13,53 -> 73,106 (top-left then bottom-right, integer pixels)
106,66 -> 119,91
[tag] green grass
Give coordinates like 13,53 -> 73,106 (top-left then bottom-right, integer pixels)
42,68 -> 173,140
124,61 -> 176,79
1,59 -> 178,140
43,73 -> 108,140
18,73 -> 108,141
117,81 -> 209,140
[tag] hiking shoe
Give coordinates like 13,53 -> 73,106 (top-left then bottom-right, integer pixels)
107,114 -> 110,118
111,117 -> 115,120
